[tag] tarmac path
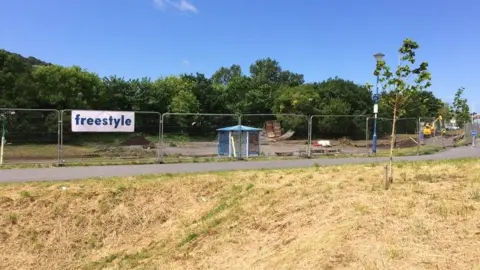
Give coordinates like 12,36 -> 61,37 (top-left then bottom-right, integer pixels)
1,146 -> 479,183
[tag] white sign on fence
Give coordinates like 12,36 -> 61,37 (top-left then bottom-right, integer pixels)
71,110 -> 135,132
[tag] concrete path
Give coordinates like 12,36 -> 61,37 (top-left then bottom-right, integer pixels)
1,146 -> 479,183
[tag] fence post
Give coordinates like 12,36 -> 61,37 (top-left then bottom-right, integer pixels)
59,109 -> 65,165
159,113 -> 166,163
57,109 -> 61,165
417,118 -> 421,155
307,116 -> 312,158
366,117 -> 369,154
238,114 -> 243,160
157,113 -> 163,164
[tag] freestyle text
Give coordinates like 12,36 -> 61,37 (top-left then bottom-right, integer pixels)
74,114 -> 132,129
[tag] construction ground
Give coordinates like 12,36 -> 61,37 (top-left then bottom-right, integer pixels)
162,120 -> 462,158
0,120 -> 466,165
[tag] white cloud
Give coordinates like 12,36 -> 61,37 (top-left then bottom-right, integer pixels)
153,0 -> 198,13
153,0 -> 166,9
182,59 -> 190,66
176,0 -> 197,13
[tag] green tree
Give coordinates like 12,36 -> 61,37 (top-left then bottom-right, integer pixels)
273,84 -> 319,115
249,58 -> 304,87
101,76 -> 137,111
438,102 -> 452,125
272,84 -> 318,135
450,87 -> 470,127
181,73 -> 225,113
167,76 -> 200,132
211,65 -> 242,89
316,77 -> 372,115
32,65 -> 104,109
273,78 -> 372,138
247,58 -> 304,114
394,91 -> 443,118
314,78 -> 372,138
377,90 -> 443,135
213,67 -> 252,114
0,50 -> 41,108
171,90 -> 200,113
373,38 -> 432,189
211,65 -> 248,114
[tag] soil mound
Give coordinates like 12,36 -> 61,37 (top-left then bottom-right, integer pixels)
363,138 -> 417,149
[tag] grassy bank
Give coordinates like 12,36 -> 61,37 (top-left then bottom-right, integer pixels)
1,159 -> 480,269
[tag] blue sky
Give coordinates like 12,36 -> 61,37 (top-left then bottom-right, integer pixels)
1,0 -> 479,110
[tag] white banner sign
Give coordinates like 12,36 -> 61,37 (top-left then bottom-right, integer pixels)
71,110 -> 135,132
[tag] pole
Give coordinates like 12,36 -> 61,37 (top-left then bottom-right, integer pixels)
372,76 -> 379,154
237,114 -> 242,160
417,118 -> 421,155
307,116 -> 312,158
0,118 -> 5,165
365,117 -> 369,154
57,110 -> 61,165
59,110 -> 64,164
473,129 -> 476,148
160,113 -> 165,163
472,104 -> 475,124
157,113 -> 162,163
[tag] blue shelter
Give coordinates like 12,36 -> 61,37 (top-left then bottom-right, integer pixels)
217,125 -> 262,158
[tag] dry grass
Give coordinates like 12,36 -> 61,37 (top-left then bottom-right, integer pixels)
1,159 -> 480,269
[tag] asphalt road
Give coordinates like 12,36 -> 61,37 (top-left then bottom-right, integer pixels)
1,146 -> 479,183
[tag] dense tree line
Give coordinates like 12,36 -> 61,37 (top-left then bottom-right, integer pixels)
0,49 -> 444,142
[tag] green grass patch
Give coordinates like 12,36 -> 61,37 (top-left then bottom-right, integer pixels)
83,253 -> 121,270
179,233 -> 199,247
178,183 -> 253,248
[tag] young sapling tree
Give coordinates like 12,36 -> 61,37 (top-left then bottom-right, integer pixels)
373,38 -> 432,189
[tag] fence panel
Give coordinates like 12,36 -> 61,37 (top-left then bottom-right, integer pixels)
465,123 -> 479,145
366,117 -> 422,155
443,120 -> 466,146
395,118 -> 421,149
60,110 -> 161,164
309,115 -> 367,157
418,116 -> 452,148
239,114 -> 309,158
160,113 -> 240,162
0,108 -> 60,165
366,117 -> 393,154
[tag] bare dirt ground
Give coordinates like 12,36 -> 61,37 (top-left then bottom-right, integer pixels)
1,160 -> 480,269
0,134 -> 461,165
163,134 -> 451,158
163,139 -> 311,157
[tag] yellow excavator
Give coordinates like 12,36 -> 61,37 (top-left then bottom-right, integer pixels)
423,115 -> 442,137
